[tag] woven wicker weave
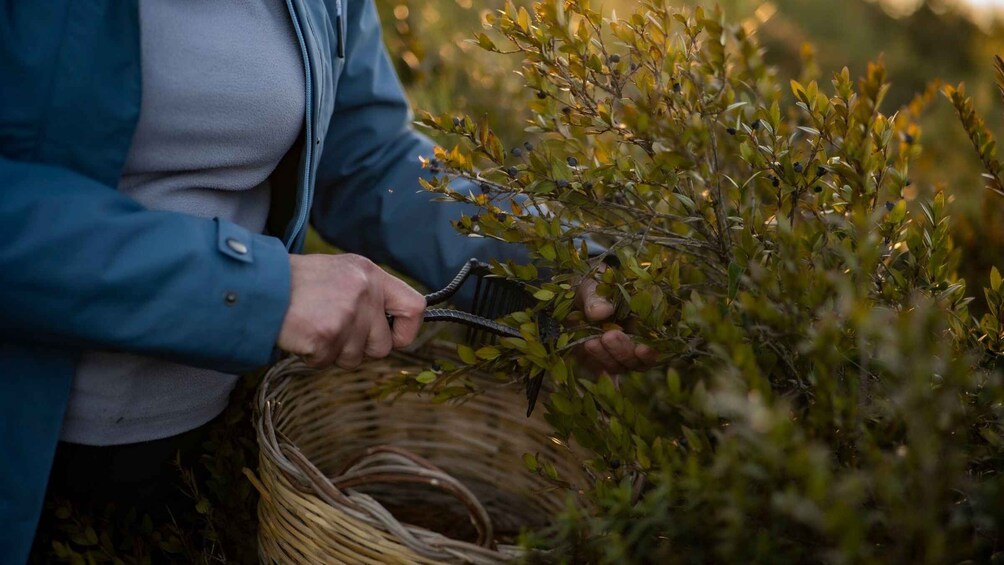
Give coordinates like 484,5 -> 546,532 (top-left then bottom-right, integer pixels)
250,353 -> 584,564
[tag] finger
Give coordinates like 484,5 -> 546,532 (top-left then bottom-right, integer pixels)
364,313 -> 394,359
572,344 -> 606,376
574,277 -> 616,322
381,273 -> 426,348
583,338 -> 625,374
303,320 -> 348,369
301,350 -> 332,369
636,344 -> 659,366
335,323 -> 367,370
601,330 -> 641,371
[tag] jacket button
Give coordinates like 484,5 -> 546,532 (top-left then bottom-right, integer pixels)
224,291 -> 239,306
226,238 -> 248,255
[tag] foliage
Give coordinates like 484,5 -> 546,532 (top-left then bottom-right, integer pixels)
408,1 -> 1004,562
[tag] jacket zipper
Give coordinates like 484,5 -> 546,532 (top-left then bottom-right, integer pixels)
284,0 -> 314,250
335,0 -> 345,58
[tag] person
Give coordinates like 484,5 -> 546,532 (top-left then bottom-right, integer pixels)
0,1 -> 655,562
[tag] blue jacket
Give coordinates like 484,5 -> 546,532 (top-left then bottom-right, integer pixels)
0,1 -> 517,561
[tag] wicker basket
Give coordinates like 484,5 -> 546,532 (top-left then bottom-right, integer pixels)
249,353 -> 584,564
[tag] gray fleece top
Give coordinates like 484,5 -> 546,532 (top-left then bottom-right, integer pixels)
62,0 -> 304,445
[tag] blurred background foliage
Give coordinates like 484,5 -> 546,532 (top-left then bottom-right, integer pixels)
376,0 -> 1004,305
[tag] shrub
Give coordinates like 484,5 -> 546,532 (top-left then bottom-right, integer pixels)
408,1 -> 1004,562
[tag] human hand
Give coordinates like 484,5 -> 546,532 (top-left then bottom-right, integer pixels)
574,273 -> 658,374
277,254 -> 426,369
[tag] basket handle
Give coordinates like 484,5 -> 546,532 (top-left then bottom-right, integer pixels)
279,441 -> 497,549
330,445 -> 497,549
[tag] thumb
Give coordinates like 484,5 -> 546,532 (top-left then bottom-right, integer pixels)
575,277 -> 616,322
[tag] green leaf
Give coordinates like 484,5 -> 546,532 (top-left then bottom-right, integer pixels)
682,426 -> 702,453
475,346 -> 501,360
500,337 -> 527,352
526,339 -> 548,359
543,461 -> 559,480
550,392 -> 576,414
474,32 -> 497,51
522,452 -> 539,472
534,289 -> 556,301
550,357 -> 569,384
992,266 -> 1002,292
666,368 -> 681,397
673,192 -> 696,211
728,261 -> 743,301
630,289 -> 653,318
457,344 -> 477,365
415,371 -> 437,384
517,6 -> 531,31
539,243 -> 558,260
887,199 -> 907,224
597,374 -> 617,400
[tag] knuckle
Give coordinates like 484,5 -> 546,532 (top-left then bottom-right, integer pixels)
369,342 -> 392,358
302,353 -> 326,369
337,356 -> 363,370
317,321 -> 343,342
347,254 -> 377,274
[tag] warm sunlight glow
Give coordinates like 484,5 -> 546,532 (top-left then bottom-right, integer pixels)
874,0 -> 1004,25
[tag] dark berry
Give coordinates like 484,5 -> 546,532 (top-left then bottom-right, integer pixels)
672,82 -> 681,92
562,106 -> 572,114
751,119 -> 761,130
793,162 -> 803,173
770,176 -> 780,188
506,166 -> 519,178
567,156 -> 578,167
536,90 -> 547,99
511,147 -> 523,157
496,212 -> 507,222
524,141 -> 534,151
814,185 -> 823,193
885,201 -> 895,211
453,116 -> 463,127
630,63 -> 638,71
471,214 -> 480,222
726,127 -> 737,135
556,179 -> 570,189
904,133 -> 915,144
479,183 -> 491,193
610,459 -> 621,469
608,54 -> 621,63
431,363 -> 442,372
816,166 -> 827,177
583,181 -> 594,190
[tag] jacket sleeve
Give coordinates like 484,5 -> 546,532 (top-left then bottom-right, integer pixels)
311,0 -> 527,299
0,155 -> 291,373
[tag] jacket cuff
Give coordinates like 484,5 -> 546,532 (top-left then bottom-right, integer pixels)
209,219 -> 291,370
